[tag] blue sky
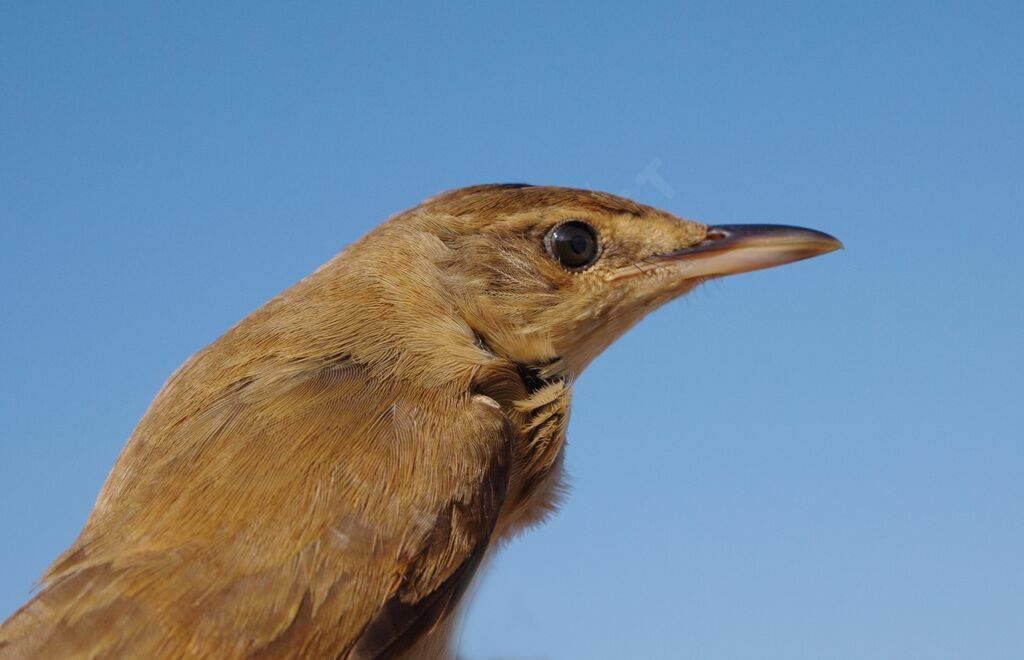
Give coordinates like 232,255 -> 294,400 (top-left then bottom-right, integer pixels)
2,2 -> 1022,658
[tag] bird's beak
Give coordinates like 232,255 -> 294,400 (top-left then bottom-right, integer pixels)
657,224 -> 843,279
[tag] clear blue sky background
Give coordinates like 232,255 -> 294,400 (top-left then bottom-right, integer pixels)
2,2 -> 1022,658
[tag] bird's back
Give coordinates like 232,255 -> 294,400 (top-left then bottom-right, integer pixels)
0,227 -> 535,658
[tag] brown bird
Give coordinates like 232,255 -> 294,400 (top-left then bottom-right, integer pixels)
0,184 -> 840,659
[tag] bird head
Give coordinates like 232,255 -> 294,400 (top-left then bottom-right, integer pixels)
338,184 -> 840,384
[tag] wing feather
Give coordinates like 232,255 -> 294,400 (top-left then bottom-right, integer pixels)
0,358 -> 511,659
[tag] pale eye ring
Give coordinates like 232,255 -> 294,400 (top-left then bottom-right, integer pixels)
545,220 -> 600,271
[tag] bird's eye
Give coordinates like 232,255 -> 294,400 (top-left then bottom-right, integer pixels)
545,221 -> 600,271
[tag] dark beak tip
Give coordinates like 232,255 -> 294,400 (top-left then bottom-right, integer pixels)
704,224 -> 842,249
659,223 -> 844,279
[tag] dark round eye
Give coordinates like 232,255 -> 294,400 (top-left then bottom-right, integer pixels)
546,220 -> 600,271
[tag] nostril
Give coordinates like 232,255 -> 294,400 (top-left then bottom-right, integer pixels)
705,228 -> 729,242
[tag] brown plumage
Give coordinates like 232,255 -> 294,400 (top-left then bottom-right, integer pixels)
0,184 -> 840,658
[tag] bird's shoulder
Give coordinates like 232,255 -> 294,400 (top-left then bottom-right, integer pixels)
1,355 -> 515,659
